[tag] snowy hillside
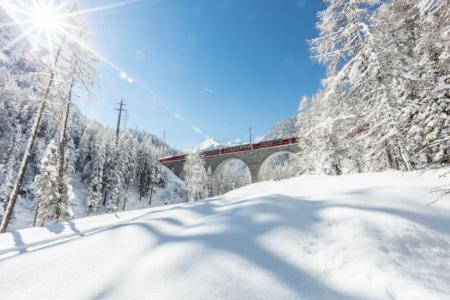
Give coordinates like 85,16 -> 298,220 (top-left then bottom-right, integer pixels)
1,169 -> 449,299
263,116 -> 299,141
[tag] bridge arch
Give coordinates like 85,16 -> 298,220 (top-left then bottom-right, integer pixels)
160,138 -> 301,190
258,150 -> 298,182
210,157 -> 252,196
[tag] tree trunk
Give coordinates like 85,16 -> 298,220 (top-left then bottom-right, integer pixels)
103,190 -> 108,206
122,184 -> 129,211
385,144 -> 398,170
397,139 -> 413,171
0,46 -> 62,233
148,187 -> 153,205
32,204 -> 39,227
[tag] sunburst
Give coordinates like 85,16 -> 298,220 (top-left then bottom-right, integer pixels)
0,0 -> 149,62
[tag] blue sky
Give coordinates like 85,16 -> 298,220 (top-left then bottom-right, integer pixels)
77,0 -> 326,150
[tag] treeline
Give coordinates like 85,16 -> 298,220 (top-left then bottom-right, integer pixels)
297,0 -> 449,175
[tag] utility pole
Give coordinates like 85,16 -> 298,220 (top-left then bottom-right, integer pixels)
249,126 -> 252,144
115,99 -> 126,146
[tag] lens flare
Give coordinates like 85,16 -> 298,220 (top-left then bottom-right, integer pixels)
33,5 -> 58,31
0,0 -> 148,53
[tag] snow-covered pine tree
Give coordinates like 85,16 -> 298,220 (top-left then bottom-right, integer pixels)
33,140 -> 73,226
87,132 -> 106,214
107,135 -> 137,212
207,166 -> 213,197
119,133 -> 137,210
148,163 -> 162,205
0,125 -> 22,207
296,96 -> 315,174
183,152 -> 208,202
136,141 -> 152,201
296,92 -> 344,175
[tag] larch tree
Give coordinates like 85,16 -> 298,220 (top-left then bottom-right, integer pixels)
298,0 -> 449,176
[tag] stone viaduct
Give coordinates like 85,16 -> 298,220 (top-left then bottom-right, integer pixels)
160,138 -> 300,183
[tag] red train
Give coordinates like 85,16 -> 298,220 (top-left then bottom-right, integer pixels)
160,137 -> 300,163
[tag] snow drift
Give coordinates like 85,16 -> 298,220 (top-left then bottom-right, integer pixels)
0,169 -> 449,299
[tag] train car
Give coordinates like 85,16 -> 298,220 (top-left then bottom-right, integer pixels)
161,137 -> 301,163
253,138 -> 289,150
280,138 -> 290,145
252,141 -> 263,150
222,144 -> 252,154
201,149 -> 221,157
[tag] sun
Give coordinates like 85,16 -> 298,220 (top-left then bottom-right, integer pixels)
32,5 -> 60,32
1,0 -> 152,72
1,0 -> 147,55
0,0 -> 72,57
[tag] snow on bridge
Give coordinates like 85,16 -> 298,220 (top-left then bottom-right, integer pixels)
160,137 -> 300,183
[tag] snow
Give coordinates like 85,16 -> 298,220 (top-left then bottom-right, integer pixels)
191,117 -> 299,153
435,75 -> 450,92
262,116 -> 299,141
191,137 -> 222,152
10,165 -> 187,230
1,169 -> 450,299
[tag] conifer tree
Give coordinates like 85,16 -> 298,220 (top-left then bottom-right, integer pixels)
34,140 -> 73,226
183,152 -> 208,202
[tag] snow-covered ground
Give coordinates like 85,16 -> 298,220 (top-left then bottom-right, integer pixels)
1,169 -> 449,299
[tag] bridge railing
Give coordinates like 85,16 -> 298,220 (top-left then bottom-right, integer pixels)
160,137 -> 299,163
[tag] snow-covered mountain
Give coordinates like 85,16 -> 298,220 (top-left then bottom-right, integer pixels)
192,116 -> 299,153
263,117 -> 299,141
191,137 -> 222,152
1,168 -> 449,299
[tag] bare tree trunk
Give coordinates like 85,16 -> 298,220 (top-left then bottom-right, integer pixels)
32,204 -> 39,227
103,191 -> 108,206
1,95 -> 48,233
0,46 -> 62,233
397,139 -> 413,171
385,144 -> 398,170
148,187 -> 153,205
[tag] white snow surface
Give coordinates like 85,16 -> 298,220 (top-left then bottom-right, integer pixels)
191,137 -> 222,152
1,169 -> 450,300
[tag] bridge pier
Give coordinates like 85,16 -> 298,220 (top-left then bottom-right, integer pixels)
248,164 -> 260,183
